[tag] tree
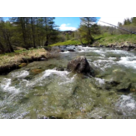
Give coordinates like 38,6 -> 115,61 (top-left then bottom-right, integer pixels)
30,17 -> 36,48
11,17 -> 30,49
0,18 -> 14,53
41,17 -> 58,46
91,24 -> 101,35
124,18 -> 131,25
66,33 -> 70,40
79,17 -> 98,44
0,17 -> 60,54
132,17 -> 136,25
75,30 -> 84,44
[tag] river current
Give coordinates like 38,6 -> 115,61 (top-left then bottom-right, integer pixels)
0,46 -> 136,119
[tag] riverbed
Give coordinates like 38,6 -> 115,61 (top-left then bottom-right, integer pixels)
0,46 -> 136,119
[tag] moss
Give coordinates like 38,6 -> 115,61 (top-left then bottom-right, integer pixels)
19,63 -> 27,68
130,88 -> 136,92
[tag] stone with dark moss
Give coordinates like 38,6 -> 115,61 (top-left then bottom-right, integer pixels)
67,56 -> 95,76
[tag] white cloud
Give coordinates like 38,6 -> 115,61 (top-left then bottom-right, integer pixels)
98,17 -> 132,26
59,24 -> 77,31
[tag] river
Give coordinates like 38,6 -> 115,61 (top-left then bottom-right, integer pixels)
0,46 -> 136,119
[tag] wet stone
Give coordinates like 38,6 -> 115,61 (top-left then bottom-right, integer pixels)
67,56 -> 95,76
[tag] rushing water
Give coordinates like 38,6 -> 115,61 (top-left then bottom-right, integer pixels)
0,46 -> 136,119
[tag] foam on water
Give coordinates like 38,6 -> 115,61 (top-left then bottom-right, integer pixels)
76,46 -> 94,52
95,78 -> 105,85
118,57 -> 136,69
26,69 -> 71,87
107,49 -> 135,56
0,78 -> 19,93
115,95 -> 136,116
58,74 -> 76,85
43,69 -> 69,78
93,59 -> 115,70
11,70 -> 29,79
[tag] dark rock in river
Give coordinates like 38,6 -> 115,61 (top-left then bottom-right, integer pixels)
67,49 -> 75,52
67,56 -> 95,76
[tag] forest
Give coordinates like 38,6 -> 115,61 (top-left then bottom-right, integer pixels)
0,17 -> 136,54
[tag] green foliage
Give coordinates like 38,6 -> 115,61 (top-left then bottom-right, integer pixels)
1,17 -> 136,54
117,17 -> 136,34
93,33 -> 136,46
50,40 -> 81,46
0,17 -> 60,54
77,17 -> 100,44
66,33 -> 70,40
132,17 -> 136,25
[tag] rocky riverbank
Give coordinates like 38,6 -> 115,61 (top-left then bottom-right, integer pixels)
93,41 -> 136,51
0,55 -> 47,75
0,48 -> 60,75
0,42 -> 135,75
51,41 -> 136,52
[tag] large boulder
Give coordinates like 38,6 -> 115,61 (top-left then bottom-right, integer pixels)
67,56 -> 94,76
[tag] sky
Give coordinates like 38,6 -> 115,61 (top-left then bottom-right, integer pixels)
56,17 -> 132,31
55,17 -> 80,31
98,17 -> 132,26
2,17 -> 132,31
55,17 -> 101,31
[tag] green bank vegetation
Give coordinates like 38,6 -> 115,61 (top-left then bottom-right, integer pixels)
0,48 -> 47,66
50,17 -> 136,47
1,17 -> 136,51
93,33 -> 136,46
0,17 -> 136,67
50,33 -> 136,47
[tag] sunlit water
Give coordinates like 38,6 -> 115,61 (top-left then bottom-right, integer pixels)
0,46 -> 136,119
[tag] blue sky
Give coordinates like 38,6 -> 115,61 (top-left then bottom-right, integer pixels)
55,17 -> 100,31
3,17 -> 100,31
3,17 -> 9,21
55,17 -> 81,31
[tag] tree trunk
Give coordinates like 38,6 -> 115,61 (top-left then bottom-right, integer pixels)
20,18 -> 28,49
31,17 -> 36,48
44,35 -> 49,46
88,28 -> 94,44
7,37 -> 14,52
0,41 -> 5,53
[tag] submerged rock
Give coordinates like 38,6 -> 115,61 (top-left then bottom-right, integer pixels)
104,69 -> 132,92
67,56 -> 94,76
30,68 -> 43,75
19,63 -> 27,68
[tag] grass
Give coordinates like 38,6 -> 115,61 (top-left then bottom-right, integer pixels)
0,48 -> 47,67
1,33 -> 135,67
93,33 -> 136,46
50,33 -> 136,47
50,40 -> 81,46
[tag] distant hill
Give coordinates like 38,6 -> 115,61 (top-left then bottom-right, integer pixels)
61,30 -> 75,35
